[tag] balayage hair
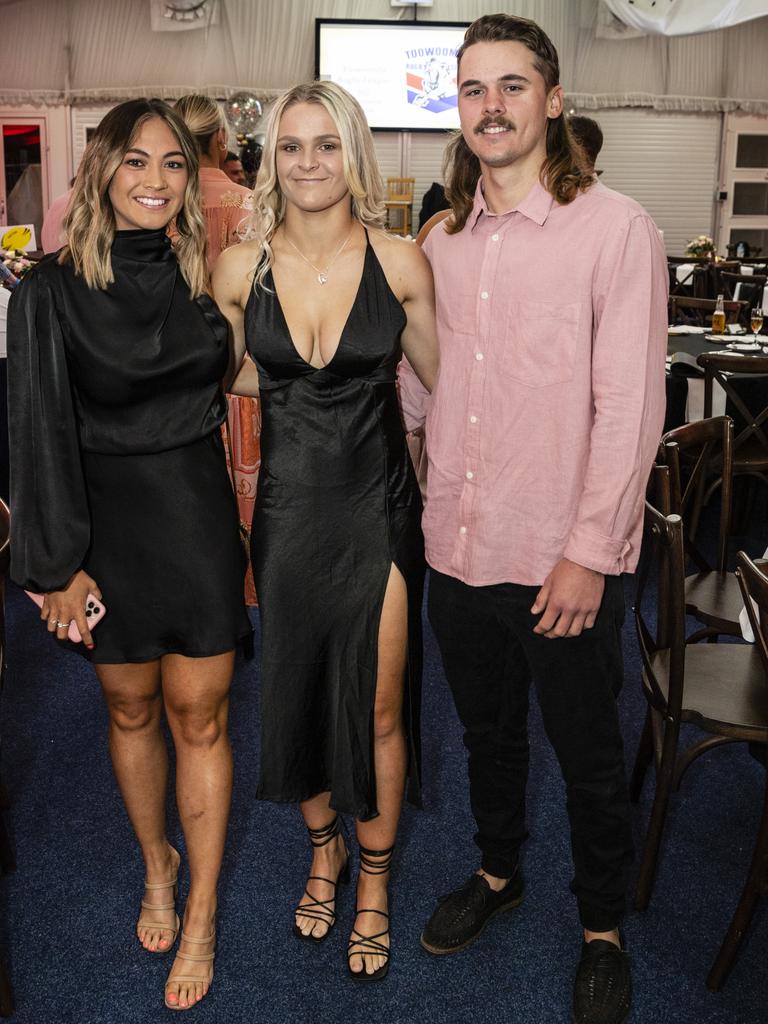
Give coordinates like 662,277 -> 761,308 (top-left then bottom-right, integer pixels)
59,98 -> 208,296
241,80 -> 386,288
445,13 -> 594,234
173,94 -> 226,158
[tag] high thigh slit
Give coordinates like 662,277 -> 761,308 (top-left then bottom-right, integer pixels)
245,231 -> 424,820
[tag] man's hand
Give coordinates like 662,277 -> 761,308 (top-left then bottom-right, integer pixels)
531,558 -> 605,639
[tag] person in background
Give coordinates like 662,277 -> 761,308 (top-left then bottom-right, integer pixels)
41,181 -> 75,254
174,94 -> 260,607
223,150 -> 247,186
7,98 -> 250,1010
399,15 -> 666,1024
173,96 -> 252,272
417,181 -> 450,231
0,279 -> 10,500
568,114 -> 604,177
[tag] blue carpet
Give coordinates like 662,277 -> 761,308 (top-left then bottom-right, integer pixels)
1,547 -> 766,1022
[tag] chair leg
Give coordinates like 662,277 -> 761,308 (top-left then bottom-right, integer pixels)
0,781 -> 14,875
706,773 -> 768,992
673,736 -> 739,792
0,817 -> 13,877
0,957 -> 13,1018
635,721 -> 680,912
629,707 -> 653,803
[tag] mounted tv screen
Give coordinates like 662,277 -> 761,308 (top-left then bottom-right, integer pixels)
315,19 -> 469,132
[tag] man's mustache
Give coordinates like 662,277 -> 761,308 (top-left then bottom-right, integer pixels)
474,117 -> 515,134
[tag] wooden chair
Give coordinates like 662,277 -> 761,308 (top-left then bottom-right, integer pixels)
630,467 -> 768,927
719,272 -> 767,324
659,417 -> 742,639
697,353 -> 768,520
668,261 -> 707,297
0,500 -> 14,1017
706,550 -> 768,991
668,295 -> 746,327
385,177 -> 415,237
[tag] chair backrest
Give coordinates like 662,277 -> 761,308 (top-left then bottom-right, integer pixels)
635,465 -> 687,718
720,273 -> 767,317
660,416 -> 733,574
386,177 -> 414,200
669,295 -> 746,327
736,552 -> 768,686
697,352 -> 768,467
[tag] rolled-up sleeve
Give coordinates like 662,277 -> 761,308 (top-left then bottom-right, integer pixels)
7,267 -> 91,592
563,213 -> 668,576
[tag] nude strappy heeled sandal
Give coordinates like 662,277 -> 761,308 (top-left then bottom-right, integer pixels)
137,871 -> 180,954
164,930 -> 216,1011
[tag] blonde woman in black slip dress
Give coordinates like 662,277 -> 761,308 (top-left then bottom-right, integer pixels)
7,99 -> 250,1011
213,81 -> 438,981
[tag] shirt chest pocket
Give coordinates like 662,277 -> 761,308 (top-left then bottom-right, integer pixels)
500,300 -> 582,388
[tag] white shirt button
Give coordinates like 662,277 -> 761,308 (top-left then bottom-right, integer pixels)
459,526 -> 467,535
466,471 -> 474,479
480,291 -> 489,299
470,415 -> 478,423
475,352 -> 484,361
491,233 -> 499,241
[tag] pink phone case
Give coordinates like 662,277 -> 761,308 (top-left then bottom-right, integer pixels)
24,591 -> 107,643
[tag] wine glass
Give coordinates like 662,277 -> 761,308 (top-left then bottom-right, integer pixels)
752,307 -> 764,348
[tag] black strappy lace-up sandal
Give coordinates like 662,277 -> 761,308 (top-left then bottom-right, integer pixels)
347,844 -> 393,983
293,815 -> 350,942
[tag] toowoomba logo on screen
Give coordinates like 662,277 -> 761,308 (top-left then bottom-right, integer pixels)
405,44 -> 459,116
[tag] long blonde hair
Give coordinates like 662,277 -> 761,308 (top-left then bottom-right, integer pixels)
173,94 -> 226,159
446,14 -> 594,234
59,98 -> 208,296
241,81 -> 385,288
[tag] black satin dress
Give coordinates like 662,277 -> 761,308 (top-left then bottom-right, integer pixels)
7,228 -> 250,663
246,231 -> 425,820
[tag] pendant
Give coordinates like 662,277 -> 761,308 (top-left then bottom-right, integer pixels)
318,273 -> 328,285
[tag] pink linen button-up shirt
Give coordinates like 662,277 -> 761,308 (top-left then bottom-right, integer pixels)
399,178 -> 668,587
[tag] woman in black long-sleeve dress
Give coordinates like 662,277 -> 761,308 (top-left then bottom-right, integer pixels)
7,99 -> 249,1011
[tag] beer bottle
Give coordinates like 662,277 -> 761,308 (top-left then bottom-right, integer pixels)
711,293 -> 726,335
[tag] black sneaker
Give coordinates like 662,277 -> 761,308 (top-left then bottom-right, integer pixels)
572,939 -> 632,1024
420,870 -> 524,955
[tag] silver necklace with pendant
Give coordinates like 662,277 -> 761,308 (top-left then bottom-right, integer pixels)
282,228 -> 353,285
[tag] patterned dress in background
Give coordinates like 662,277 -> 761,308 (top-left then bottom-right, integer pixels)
199,166 -> 260,604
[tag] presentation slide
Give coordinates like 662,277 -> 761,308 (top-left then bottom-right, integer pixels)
317,21 -> 468,131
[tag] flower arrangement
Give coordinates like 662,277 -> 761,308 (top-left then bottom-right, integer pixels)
1,247 -> 34,277
685,234 -> 716,258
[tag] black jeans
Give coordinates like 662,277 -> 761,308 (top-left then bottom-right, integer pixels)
428,569 -> 634,932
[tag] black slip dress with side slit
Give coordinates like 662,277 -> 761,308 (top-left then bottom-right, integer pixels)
245,229 -> 424,820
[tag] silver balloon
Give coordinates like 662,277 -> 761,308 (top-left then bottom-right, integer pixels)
224,92 -> 263,138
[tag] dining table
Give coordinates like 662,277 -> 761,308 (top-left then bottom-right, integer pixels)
665,327 -> 768,431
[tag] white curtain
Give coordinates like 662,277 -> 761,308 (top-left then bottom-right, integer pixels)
2,0 -> 768,113
602,0 -> 768,36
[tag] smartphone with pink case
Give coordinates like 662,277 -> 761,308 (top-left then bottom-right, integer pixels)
24,591 -> 106,643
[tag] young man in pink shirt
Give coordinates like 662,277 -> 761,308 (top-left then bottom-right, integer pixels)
399,15 -> 667,1024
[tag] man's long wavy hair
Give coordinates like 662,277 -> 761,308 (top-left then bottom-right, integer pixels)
239,80 -> 386,289
59,98 -> 207,296
445,14 -> 594,234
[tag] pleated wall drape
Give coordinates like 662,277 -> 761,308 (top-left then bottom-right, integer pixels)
1,0 -> 768,112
